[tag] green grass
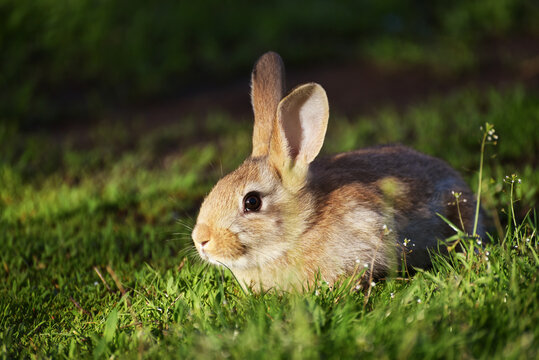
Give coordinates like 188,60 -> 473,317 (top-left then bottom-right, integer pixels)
1,86 -> 538,358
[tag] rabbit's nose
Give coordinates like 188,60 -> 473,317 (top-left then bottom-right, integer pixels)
192,223 -> 211,245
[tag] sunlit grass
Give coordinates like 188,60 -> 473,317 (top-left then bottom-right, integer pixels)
0,86 -> 538,358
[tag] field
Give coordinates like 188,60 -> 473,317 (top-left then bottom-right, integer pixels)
1,0 -> 539,358
2,83 -> 538,358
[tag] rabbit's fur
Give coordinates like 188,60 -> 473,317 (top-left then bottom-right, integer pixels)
192,52 -> 483,291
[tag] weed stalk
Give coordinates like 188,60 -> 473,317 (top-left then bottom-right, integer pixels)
473,124 -> 488,236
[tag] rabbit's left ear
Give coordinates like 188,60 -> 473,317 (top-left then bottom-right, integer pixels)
269,83 -> 329,182
251,52 -> 286,157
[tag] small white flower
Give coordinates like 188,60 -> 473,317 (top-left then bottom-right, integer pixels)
417,299 -> 422,303
364,263 -> 369,268
315,290 -> 320,296
94,281 -> 99,286
355,258 -> 361,264
476,240 -> 482,245
355,285 -> 361,290
382,224 -> 393,234
486,251 -> 490,256
370,281 -> 376,287
157,307 -> 163,312
222,300 -> 228,305
390,292 -> 395,299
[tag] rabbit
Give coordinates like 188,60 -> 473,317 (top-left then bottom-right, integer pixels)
191,51 -> 484,291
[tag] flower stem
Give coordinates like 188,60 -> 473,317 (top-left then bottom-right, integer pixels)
473,128 -> 487,237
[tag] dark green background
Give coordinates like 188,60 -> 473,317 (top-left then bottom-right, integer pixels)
2,0 -> 538,127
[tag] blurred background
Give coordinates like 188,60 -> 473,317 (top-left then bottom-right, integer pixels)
2,0 -> 539,128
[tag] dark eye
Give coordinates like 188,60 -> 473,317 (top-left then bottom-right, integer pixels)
243,192 -> 262,212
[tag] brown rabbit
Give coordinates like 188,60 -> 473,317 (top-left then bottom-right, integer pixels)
192,52 -> 483,291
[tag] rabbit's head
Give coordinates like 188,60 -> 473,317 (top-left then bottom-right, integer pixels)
192,52 -> 329,272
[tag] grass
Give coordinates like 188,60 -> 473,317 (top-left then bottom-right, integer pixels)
1,86 -> 538,358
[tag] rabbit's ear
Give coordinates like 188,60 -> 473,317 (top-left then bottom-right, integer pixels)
270,83 -> 329,181
251,52 -> 286,157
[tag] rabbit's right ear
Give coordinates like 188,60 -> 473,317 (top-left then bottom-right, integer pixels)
251,52 -> 286,157
269,83 -> 329,188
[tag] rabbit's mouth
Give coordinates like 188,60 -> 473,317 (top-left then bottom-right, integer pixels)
199,247 -> 254,270
194,241 -> 221,265
193,223 -> 249,266
199,249 -> 222,266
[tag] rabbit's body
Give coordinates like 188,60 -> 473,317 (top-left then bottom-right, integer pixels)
307,145 -> 478,270
192,52 -> 483,291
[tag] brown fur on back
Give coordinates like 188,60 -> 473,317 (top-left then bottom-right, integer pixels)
306,144 -> 480,269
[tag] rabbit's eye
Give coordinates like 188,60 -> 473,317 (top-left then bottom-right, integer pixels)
243,192 -> 262,212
